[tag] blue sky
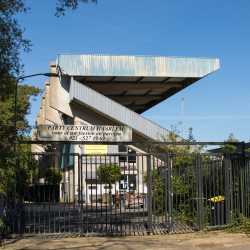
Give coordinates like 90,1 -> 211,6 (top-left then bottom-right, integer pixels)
16,0 -> 250,143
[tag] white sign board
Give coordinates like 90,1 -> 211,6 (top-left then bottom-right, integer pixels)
37,125 -> 132,142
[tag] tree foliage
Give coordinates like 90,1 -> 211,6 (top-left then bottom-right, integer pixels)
45,167 -> 63,184
55,0 -> 98,17
153,122 -> 204,154
0,142 -> 39,197
97,163 -> 121,184
221,133 -> 239,154
0,77 -> 43,149
144,123 -> 211,226
0,1 -> 32,80
0,0 -> 97,80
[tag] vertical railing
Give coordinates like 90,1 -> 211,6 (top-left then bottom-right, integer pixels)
3,142 -> 249,237
224,153 -> 230,225
147,141 -> 152,234
167,154 -> 173,233
195,154 -> 203,231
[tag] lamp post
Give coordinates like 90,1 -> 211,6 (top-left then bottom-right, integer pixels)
14,73 -> 58,152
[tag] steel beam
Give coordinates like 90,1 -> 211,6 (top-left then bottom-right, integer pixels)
127,105 -> 147,110
108,95 -> 162,102
141,78 -> 199,114
83,82 -> 182,92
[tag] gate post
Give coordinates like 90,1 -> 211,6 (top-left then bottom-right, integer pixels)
225,153 -> 231,224
196,154 -> 204,231
241,141 -> 246,216
167,154 -> 173,234
147,141 -> 152,234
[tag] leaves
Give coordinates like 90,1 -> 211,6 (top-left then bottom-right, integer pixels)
221,133 -> 239,154
153,122 -> 204,155
45,168 -> 63,184
0,148 -> 39,197
55,0 -> 98,17
97,163 -> 121,184
227,213 -> 250,234
0,77 -> 43,149
0,1 -> 32,80
1,0 -> 98,80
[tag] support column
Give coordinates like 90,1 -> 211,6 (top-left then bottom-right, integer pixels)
74,120 -> 82,201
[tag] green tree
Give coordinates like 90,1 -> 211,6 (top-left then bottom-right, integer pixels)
45,167 -> 63,184
0,77 -> 43,149
97,163 -> 121,208
0,1 -> 32,81
144,123 -> 208,226
221,133 -> 239,154
154,122 -> 204,154
0,140 -> 39,197
0,0 -> 98,82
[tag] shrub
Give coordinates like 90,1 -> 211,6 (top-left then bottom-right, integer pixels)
45,167 -> 62,184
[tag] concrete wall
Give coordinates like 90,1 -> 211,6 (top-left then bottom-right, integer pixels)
31,61 -> 164,204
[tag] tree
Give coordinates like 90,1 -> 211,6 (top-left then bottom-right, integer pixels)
221,133 -> 239,154
144,123 -> 208,226
97,163 -> 121,208
0,77 -> 43,149
55,0 -> 98,17
154,122 -> 204,154
0,0 -> 97,81
0,1 -> 32,81
0,1 -> 96,143
0,139 -> 39,197
45,167 -> 63,184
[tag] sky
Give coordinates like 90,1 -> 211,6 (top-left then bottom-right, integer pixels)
16,0 -> 250,144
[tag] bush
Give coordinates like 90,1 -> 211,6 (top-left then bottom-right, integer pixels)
0,150 -> 39,198
97,163 -> 121,184
226,213 -> 250,234
45,167 -> 62,184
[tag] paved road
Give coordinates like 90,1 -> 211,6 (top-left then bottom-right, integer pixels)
1,231 -> 250,250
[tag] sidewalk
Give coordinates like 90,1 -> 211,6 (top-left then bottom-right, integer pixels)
1,231 -> 250,250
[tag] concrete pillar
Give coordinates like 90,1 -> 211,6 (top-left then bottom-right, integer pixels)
74,120 -> 82,201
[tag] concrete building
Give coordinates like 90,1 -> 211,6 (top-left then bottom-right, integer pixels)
32,54 -> 220,203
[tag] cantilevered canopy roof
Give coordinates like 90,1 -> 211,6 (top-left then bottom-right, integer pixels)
56,54 -> 220,114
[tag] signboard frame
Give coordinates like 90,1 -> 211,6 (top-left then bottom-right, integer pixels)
37,124 -> 132,142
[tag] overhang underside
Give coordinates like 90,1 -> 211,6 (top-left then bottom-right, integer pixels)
72,75 -> 200,114
57,54 -> 219,114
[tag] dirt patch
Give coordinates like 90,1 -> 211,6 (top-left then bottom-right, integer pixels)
196,243 -> 223,247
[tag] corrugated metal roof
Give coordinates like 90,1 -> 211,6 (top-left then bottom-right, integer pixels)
69,77 -> 171,141
57,54 -> 220,78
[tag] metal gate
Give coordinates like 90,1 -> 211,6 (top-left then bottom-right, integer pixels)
2,148 -> 250,236
151,153 -> 231,233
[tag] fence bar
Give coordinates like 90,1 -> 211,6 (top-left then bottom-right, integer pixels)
225,154 -> 230,224
147,141 -> 152,234
4,142 -> 250,237
167,154 -> 173,234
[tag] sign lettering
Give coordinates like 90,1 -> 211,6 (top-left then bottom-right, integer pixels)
37,125 -> 132,142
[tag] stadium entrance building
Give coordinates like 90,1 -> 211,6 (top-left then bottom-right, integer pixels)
32,54 -> 220,203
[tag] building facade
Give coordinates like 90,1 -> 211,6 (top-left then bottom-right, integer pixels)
32,54 -> 220,203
